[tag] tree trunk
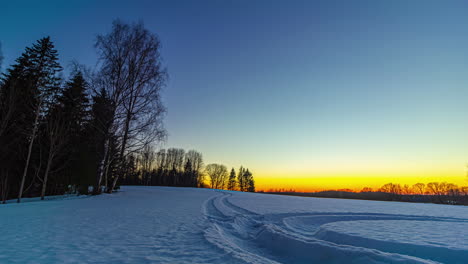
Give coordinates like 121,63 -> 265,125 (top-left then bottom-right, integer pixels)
40,155 -> 53,200
18,101 -> 41,203
1,172 -> 8,204
109,113 -> 131,193
95,138 -> 109,194
103,154 -> 112,193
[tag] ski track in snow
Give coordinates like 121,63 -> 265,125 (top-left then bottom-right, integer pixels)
202,191 -> 468,264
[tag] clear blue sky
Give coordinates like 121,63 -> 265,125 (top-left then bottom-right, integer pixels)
2,0 -> 468,190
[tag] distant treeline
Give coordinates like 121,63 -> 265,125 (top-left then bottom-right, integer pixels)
120,147 -> 255,192
261,182 -> 468,205
0,20 -> 254,204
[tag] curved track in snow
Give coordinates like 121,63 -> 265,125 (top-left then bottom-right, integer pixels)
202,191 -> 468,264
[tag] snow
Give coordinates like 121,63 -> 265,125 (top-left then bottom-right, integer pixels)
1,187 -> 467,263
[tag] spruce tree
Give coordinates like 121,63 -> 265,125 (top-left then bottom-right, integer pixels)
59,72 -> 89,135
237,166 -> 245,191
16,37 -> 62,203
228,168 -> 237,190
57,72 -> 90,194
245,169 -> 255,192
0,53 -> 33,202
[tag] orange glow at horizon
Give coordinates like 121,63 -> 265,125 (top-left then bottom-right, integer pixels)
246,157 -> 468,192
255,174 -> 468,192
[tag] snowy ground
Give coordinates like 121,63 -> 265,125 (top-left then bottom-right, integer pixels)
0,186 -> 467,264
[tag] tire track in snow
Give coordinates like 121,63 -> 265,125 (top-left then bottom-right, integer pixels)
202,191 -> 453,264
203,192 -> 281,264
277,213 -> 468,263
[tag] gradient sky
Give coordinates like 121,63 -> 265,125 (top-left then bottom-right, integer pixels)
2,0 -> 468,191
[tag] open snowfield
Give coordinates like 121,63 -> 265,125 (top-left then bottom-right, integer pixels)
1,186 -> 467,264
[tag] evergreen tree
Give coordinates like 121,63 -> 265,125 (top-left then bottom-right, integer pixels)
237,166 -> 245,191
14,37 -> 62,203
59,72 -> 89,135
245,169 -> 255,192
0,49 -> 34,202
57,72 -> 90,194
227,168 -> 237,191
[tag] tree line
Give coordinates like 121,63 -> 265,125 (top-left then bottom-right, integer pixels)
372,182 -> 468,204
0,20 -> 255,204
119,146 -> 255,192
262,181 -> 468,205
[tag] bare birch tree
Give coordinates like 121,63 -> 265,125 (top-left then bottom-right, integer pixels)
95,20 -> 167,193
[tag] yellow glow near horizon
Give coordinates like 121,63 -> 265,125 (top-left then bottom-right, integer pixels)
237,153 -> 468,192
256,175 -> 468,192
253,161 -> 468,192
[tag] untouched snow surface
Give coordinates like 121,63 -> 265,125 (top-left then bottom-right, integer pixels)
1,186 -> 467,264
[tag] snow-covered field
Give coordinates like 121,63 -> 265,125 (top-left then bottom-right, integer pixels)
0,186 -> 467,264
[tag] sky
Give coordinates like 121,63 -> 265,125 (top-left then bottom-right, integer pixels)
2,0 -> 468,191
